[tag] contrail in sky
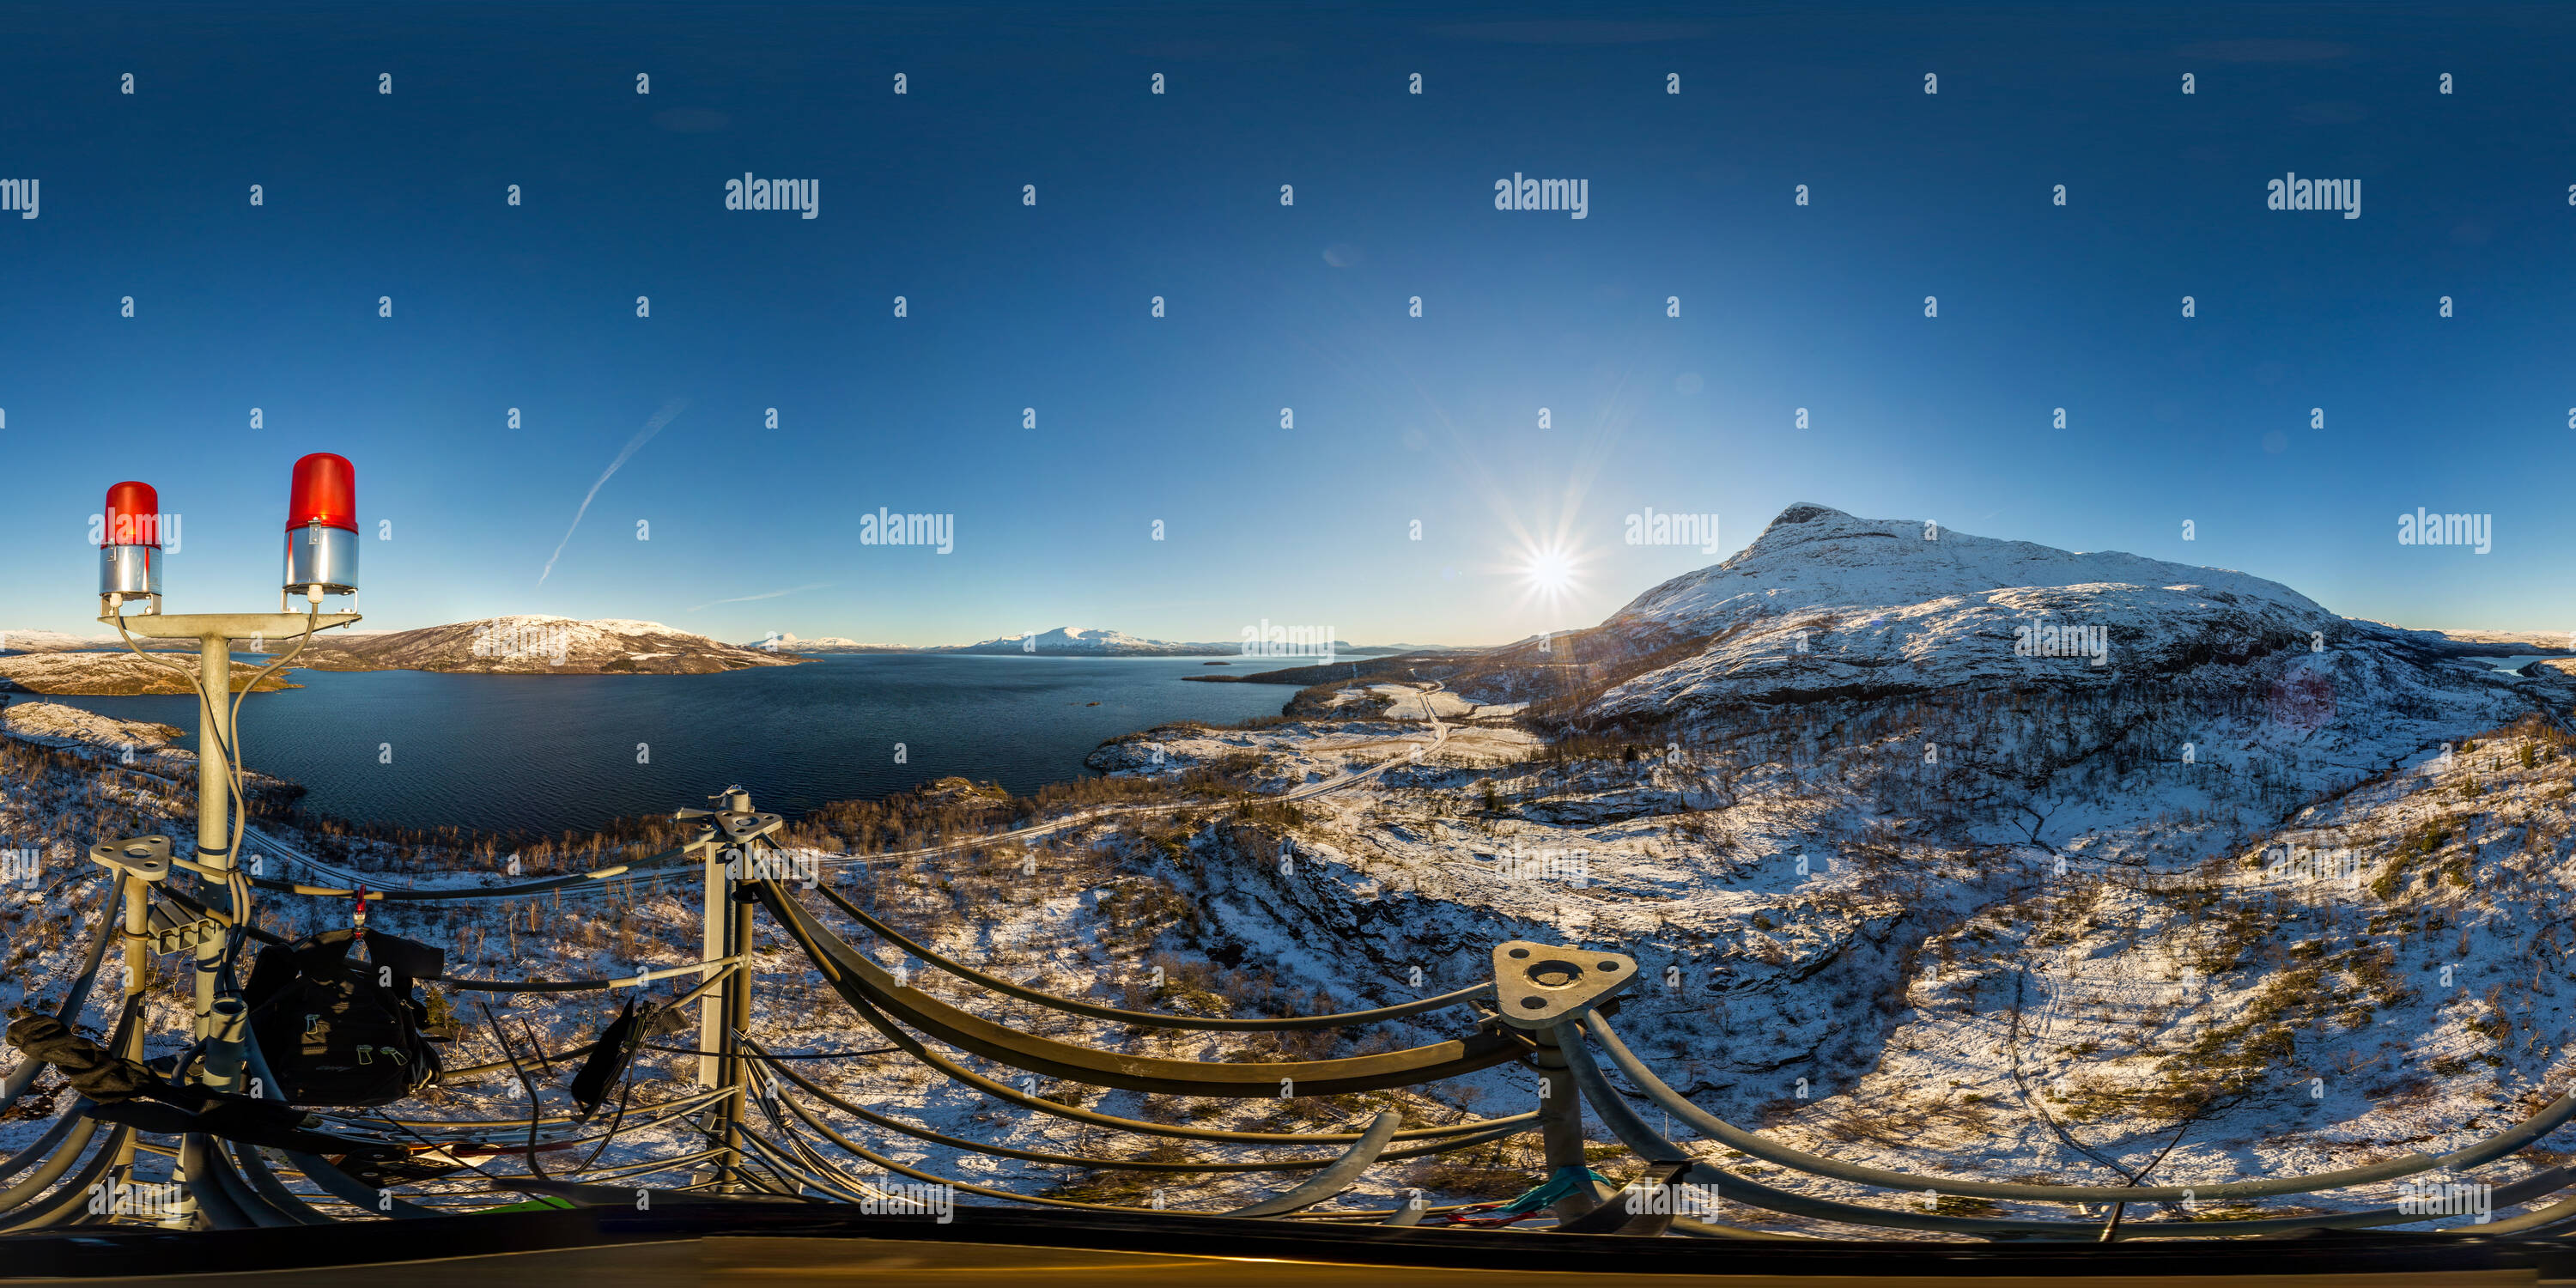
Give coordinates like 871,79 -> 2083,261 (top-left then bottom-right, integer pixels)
690,582 -> 834,612
538,398 -> 688,586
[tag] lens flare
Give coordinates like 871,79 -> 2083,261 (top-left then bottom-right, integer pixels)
1523,547 -> 1575,596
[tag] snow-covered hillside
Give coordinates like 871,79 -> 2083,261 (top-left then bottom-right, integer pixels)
935,627 -> 1236,656
295,615 -> 800,674
738,633 -> 913,653
0,629 -> 117,654
8,504 -> 2573,1232
1073,504 -> 2576,1227
0,652 -> 301,696
1613,504 -> 2324,629
1583,503 -> 2557,717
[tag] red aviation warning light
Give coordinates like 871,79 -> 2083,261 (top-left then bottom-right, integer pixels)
282,453 -> 360,605
99,480 -> 164,614
287,453 -> 357,534
103,481 -> 162,547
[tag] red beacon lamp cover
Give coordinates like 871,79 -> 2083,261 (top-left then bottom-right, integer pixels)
102,481 -> 162,548
288,452 -> 359,533
98,480 -> 166,609
282,453 -> 360,602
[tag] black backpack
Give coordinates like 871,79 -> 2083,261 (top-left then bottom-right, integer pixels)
245,930 -> 446,1108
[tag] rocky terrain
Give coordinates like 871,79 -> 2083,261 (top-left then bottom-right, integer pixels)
0,702 -> 184,750
7,503 -> 2574,1232
1069,505 -> 2576,1224
291,616 -> 801,675
0,702 -> 295,860
0,652 -> 298,696
0,629 -> 123,653
1577,504 -> 2564,714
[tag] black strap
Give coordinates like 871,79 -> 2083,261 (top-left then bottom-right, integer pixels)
3,1013 -> 157,1104
566,1001 -> 646,1118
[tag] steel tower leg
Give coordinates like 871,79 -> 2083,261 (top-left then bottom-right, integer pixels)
1530,1028 -> 1602,1219
675,788 -> 775,1191
191,631 -> 232,1042
112,875 -> 149,1212
698,846 -> 726,1091
723,879 -> 755,1189
163,632 -> 240,1227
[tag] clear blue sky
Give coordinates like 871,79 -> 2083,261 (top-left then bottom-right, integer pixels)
3,3 -> 2569,647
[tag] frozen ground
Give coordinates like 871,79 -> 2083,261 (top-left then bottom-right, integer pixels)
8,505 -> 2576,1234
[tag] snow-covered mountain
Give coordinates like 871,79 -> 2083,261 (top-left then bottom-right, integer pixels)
295,616 -> 800,675
0,653 -> 299,696
1079,506 -> 2576,1222
1615,503 -> 2325,629
0,629 -> 114,653
1565,503 -> 2556,720
9,502 -> 2575,1229
933,627 -> 1242,656
737,633 -> 914,654
2432,626 -> 2576,649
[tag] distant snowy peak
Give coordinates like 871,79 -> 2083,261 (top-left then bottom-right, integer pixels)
0,629 -> 113,653
737,633 -> 913,653
2427,627 -> 2576,653
1610,503 -> 2331,630
580,617 -> 691,636
937,627 -> 1236,656
1007,627 -> 1156,649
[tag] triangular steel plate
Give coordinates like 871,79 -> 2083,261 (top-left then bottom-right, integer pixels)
717,811 -> 783,842
1492,940 -> 1637,1030
88,835 -> 173,883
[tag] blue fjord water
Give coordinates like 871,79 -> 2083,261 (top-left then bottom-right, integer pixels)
32,654 -> 1292,836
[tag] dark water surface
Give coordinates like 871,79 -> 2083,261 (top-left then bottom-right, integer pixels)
2464,654 -> 2567,674
36,655 -> 1291,836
